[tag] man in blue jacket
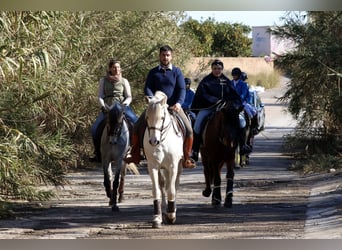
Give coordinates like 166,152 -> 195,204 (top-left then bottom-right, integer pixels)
125,45 -> 196,169
190,60 -> 244,161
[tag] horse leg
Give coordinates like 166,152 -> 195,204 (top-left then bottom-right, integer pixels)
150,168 -> 162,228
211,163 -> 222,207
224,159 -> 235,208
118,164 -> 126,203
202,159 -> 212,197
239,153 -> 246,168
111,172 -> 120,212
165,167 -> 177,225
166,200 -> 176,224
103,161 -> 113,202
153,199 -> 162,228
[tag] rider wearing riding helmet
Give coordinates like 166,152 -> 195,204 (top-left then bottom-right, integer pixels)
240,71 -> 248,81
230,67 -> 253,154
182,77 -> 196,123
240,71 -> 259,135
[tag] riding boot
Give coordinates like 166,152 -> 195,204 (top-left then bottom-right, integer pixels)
125,133 -> 141,164
183,136 -> 196,169
190,132 -> 201,162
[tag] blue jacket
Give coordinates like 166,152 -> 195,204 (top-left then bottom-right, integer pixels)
182,88 -> 195,110
144,65 -> 186,106
231,79 -> 250,104
191,73 -> 242,113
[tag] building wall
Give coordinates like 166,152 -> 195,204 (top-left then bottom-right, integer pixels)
252,26 -> 271,57
252,26 -> 296,57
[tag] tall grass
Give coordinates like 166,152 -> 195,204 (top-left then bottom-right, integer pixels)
246,70 -> 281,89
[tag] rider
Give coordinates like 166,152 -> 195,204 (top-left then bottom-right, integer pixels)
240,71 -> 259,135
125,45 -> 196,169
230,67 -> 253,154
181,77 -> 196,124
190,59 -> 243,162
89,59 -> 138,162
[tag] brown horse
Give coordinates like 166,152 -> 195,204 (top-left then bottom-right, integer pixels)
201,101 -> 241,208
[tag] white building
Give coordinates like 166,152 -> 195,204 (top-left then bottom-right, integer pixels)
252,26 -> 295,58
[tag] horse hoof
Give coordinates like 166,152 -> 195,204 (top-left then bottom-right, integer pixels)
211,198 -> 221,207
152,221 -> 162,228
118,195 -> 124,203
166,216 -> 176,225
109,199 -> 113,206
224,198 -> 233,208
112,205 -> 120,212
165,211 -> 176,225
202,188 -> 212,197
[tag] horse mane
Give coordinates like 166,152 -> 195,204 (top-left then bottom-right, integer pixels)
220,102 -> 240,132
107,103 -> 125,136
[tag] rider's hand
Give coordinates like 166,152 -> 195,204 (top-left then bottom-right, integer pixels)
171,103 -> 181,113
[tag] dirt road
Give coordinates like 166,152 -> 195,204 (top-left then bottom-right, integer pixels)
1,78 -> 341,239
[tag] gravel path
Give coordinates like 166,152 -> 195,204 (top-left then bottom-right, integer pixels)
1,77 -> 341,239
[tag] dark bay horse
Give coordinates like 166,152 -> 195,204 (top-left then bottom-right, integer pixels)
101,103 -> 138,211
201,101 -> 240,208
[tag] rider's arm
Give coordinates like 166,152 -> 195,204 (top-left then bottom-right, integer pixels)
121,78 -> 132,106
98,78 -> 108,109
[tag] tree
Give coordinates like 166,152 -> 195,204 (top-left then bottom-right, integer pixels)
271,11 -> 342,154
0,11 -> 193,206
211,22 -> 251,57
180,17 -> 251,57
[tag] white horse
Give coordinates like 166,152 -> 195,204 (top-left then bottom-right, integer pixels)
101,102 -> 138,212
143,91 -> 183,228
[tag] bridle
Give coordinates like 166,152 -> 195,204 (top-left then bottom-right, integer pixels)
146,104 -> 173,143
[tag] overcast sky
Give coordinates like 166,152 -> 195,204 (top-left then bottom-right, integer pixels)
186,11 -> 288,27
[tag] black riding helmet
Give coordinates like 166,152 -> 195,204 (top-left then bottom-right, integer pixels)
241,72 -> 248,81
184,78 -> 191,85
231,67 -> 242,77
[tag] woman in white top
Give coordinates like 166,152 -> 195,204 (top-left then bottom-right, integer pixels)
90,59 -> 138,162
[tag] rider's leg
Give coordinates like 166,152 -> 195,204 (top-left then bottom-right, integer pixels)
191,109 -> 211,162
238,112 -> 252,155
178,109 -> 196,169
90,112 -> 106,162
125,111 -> 146,165
123,105 -> 138,124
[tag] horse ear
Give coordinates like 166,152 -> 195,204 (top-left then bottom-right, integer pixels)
160,95 -> 167,106
154,91 -> 167,105
145,96 -> 152,104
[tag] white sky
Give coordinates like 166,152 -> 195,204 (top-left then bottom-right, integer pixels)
186,11 -> 288,27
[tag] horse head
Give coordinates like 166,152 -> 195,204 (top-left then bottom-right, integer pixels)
145,91 -> 170,146
218,101 -> 240,148
106,102 -> 125,144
